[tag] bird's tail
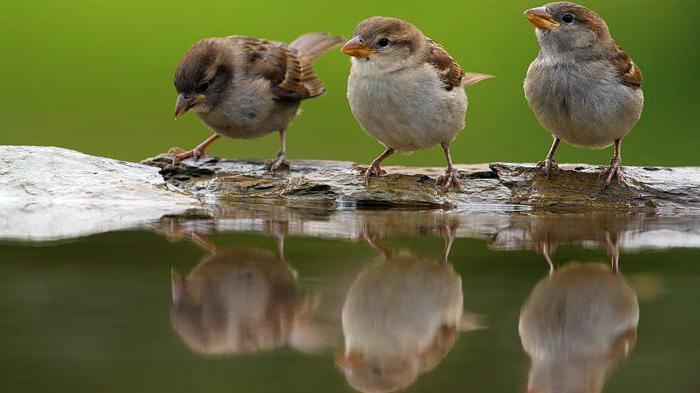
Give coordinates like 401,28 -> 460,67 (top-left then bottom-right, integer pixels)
290,32 -> 344,62
462,73 -> 495,87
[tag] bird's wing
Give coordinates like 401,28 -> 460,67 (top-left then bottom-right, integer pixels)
424,39 -> 465,91
231,36 -> 322,101
609,43 -> 643,89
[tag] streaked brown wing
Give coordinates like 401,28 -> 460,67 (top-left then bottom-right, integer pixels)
424,39 -> 464,91
610,43 -> 643,89
231,36 -> 321,101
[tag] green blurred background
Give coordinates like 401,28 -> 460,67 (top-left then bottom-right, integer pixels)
1,0 -> 698,166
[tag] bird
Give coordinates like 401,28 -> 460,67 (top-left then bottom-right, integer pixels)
336,231 -> 482,393
519,263 -> 639,393
159,217 -> 328,355
172,32 -> 344,171
523,2 -> 644,185
341,16 -> 493,192
170,245 -> 327,355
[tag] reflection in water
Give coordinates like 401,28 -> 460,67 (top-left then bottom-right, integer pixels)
147,211 -> 678,392
168,223 -> 326,355
519,237 -> 639,393
338,228 -> 482,393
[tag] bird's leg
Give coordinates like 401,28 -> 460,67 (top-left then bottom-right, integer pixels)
542,240 -> 557,276
355,148 -> 395,186
436,142 -> 461,193
190,233 -> 218,254
173,134 -> 220,163
268,220 -> 288,260
603,139 -> 622,186
361,224 -> 392,260
537,137 -> 561,178
605,231 -> 620,274
157,218 -> 217,254
268,128 -> 290,172
437,222 -> 459,263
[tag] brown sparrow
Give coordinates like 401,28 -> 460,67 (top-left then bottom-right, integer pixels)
337,233 -> 481,393
519,263 -> 638,393
171,246 -> 327,355
173,33 -> 343,170
524,2 -> 644,185
337,255 -> 477,393
341,17 -> 493,192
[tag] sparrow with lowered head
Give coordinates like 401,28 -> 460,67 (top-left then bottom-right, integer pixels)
342,17 -> 493,192
173,33 -> 343,170
524,2 -> 644,185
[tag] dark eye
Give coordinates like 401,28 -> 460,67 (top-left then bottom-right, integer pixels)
377,38 -> 390,48
562,13 -> 575,23
370,364 -> 382,376
196,82 -> 209,94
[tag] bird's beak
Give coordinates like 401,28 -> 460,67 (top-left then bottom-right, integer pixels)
525,7 -> 560,30
341,36 -> 374,58
174,93 -> 206,119
336,352 -> 364,374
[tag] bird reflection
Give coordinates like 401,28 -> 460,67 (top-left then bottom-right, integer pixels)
165,219 -> 327,356
519,236 -> 639,393
337,226 -> 482,393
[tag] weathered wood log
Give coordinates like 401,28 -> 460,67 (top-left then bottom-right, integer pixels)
142,150 -> 700,212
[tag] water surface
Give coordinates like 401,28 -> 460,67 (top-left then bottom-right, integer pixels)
1,208 -> 699,392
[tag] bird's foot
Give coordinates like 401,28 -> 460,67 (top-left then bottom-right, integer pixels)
173,148 -> 205,164
355,165 -> 386,186
436,167 -> 462,194
602,158 -> 621,186
536,158 -> 559,179
267,152 -> 290,173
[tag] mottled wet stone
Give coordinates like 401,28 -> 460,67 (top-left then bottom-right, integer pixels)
0,146 -> 197,241
142,152 -> 700,212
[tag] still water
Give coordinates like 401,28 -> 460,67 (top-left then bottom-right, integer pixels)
1,207 -> 699,392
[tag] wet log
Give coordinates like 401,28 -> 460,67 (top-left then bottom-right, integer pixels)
142,150 -> 700,212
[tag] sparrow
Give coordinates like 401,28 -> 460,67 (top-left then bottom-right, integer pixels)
519,263 -> 639,393
523,2 -> 644,185
172,32 -> 344,170
337,231 -> 482,393
170,240 -> 327,355
341,17 -> 493,192
161,218 -> 327,355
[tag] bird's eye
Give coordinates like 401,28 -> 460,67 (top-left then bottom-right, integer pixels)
377,38 -> 390,48
196,82 -> 209,93
370,365 -> 382,376
562,13 -> 575,23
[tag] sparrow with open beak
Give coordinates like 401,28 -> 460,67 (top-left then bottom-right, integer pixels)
172,33 -> 343,170
524,2 -> 644,185
342,17 -> 493,192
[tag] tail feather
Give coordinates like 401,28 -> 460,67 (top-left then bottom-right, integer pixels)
290,32 -> 344,62
462,73 -> 495,87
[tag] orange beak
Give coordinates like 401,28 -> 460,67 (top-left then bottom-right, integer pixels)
341,36 -> 374,58
336,352 -> 365,374
525,7 -> 561,30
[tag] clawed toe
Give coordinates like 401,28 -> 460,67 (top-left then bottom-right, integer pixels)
173,149 -> 204,164
267,153 -> 290,172
602,159 -> 621,186
536,159 -> 559,179
436,168 -> 461,194
355,165 -> 386,185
